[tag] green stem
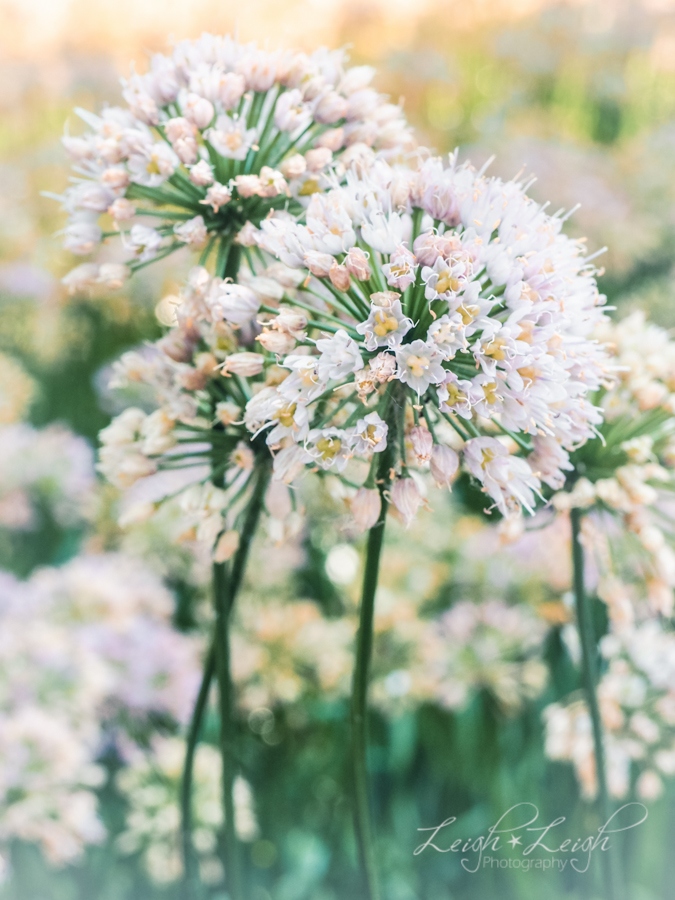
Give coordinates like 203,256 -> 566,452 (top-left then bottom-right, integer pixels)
570,507 -> 618,900
350,388 -> 398,900
213,458 -> 271,900
181,644 -> 216,900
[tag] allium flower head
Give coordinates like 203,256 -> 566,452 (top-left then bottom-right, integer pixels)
54,34 -> 413,289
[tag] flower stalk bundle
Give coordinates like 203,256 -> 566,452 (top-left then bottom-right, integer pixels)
54,30 -> 619,900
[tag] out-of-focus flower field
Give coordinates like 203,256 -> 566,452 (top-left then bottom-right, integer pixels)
2,1 -> 675,898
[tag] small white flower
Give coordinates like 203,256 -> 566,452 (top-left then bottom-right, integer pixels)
127,224 -> 163,262
316,329 -> 364,382
464,437 -> 540,515
395,340 -> 446,394
382,244 -> 417,291
208,283 -> 260,326
205,116 -> 256,161
351,412 -> 388,456
174,216 -> 208,245
189,160 -> 215,186
356,292 -> 412,352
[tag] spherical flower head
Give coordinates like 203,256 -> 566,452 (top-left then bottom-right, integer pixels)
55,34 -> 413,289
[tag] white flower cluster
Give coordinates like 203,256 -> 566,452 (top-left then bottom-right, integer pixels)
247,152 -> 609,519
56,33 -> 412,290
0,554 -> 201,867
116,736 -> 258,886
549,310 -> 675,621
545,620 -> 675,802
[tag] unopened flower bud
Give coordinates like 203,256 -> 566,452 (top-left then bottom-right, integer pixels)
234,174 -> 261,198
108,197 -> 136,221
430,444 -> 459,488
304,251 -> 335,278
329,261 -> 350,292
315,126 -> 344,152
223,352 -> 265,376
257,329 -> 296,355
101,166 -> 129,189
98,263 -> 128,290
314,91 -> 348,124
236,221 -> 260,247
351,487 -> 381,531
201,182 -> 232,213
280,154 -> 307,180
209,283 -> 260,326
304,148 -> 333,172
180,368 -> 208,391
410,425 -> 433,465
174,215 -> 207,245
184,92 -> 215,130
189,159 -> 215,186
62,263 -> 99,293
391,478 -> 422,528
214,530 -> 240,562
219,72 -> 246,110
345,247 -> 371,281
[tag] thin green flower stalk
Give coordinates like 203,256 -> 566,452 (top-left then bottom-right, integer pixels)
570,507 -> 617,900
243,150 -> 609,888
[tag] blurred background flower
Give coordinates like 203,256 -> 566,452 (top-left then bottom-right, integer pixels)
4,1 -> 675,898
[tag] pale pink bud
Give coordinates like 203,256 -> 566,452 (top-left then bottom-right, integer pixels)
258,166 -> 287,198
158,330 -> 194,363
391,478 -> 422,528
276,306 -> 307,337
101,166 -> 130,189
214,530 -> 240,562
345,247 -> 371,281
189,159 -> 214,186
173,135 -> 199,165
304,251 -> 335,278
62,263 -> 99,293
174,215 -> 208,245
108,197 -> 136,221
314,92 -> 348,124
234,174 -> 261,198
266,480 -> 292,520
223,352 -> 265,376
280,154 -> 307,180
165,117 -> 195,143
184,92 -> 215,130
202,182 -> 232,213
97,263 -> 128,290
329,262 -> 350,292
304,148 -> 333,172
430,444 -> 459,488
315,127 -> 344,152
256,329 -> 296,355
351,487 -> 381,531
410,425 -> 433,465
219,72 -> 246,110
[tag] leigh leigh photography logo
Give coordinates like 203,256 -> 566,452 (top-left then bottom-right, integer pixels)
414,802 -> 649,874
